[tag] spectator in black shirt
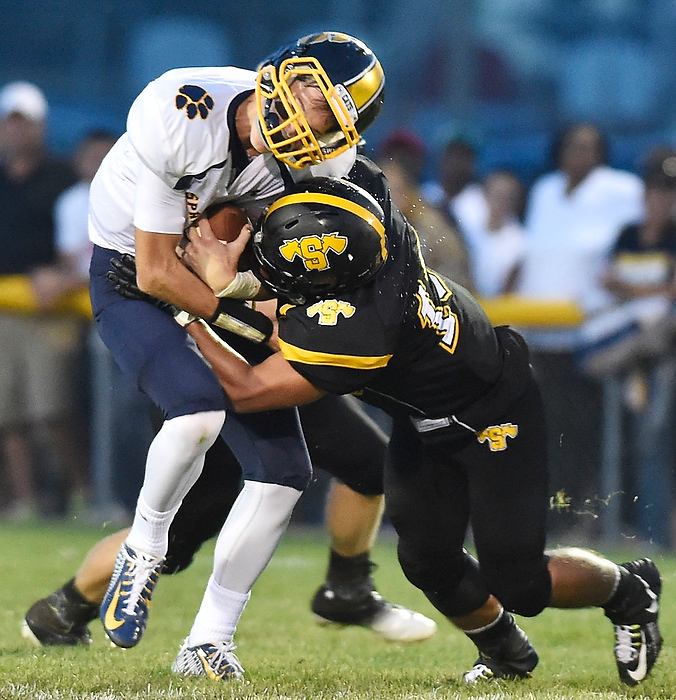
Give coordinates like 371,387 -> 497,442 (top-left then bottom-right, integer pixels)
601,147 -> 676,549
0,81 -> 78,520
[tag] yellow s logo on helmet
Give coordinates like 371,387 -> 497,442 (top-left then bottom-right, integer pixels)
253,177 -> 387,304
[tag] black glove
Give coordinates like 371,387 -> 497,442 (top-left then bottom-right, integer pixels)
107,254 -> 272,343
107,254 -> 173,312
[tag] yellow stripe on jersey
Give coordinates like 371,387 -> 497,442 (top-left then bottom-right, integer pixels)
279,338 -> 391,369
265,192 -> 387,260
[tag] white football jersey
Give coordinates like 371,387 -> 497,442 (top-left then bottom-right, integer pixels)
89,66 -> 356,254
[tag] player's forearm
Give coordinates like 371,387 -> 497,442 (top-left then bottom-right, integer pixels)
186,321 -> 323,412
187,321 -> 276,411
142,258 -> 219,317
135,228 -> 219,318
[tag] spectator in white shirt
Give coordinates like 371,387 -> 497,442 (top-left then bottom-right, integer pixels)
517,125 -> 644,321
422,136 -> 488,242
464,170 -> 526,298
53,130 -> 117,280
45,130 -> 118,295
513,123 -> 644,539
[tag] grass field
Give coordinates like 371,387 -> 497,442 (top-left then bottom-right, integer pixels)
0,521 -> 673,700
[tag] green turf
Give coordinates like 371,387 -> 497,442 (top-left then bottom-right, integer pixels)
0,521 -> 673,699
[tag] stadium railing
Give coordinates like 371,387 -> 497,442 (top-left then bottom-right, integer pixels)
0,278 -> 622,542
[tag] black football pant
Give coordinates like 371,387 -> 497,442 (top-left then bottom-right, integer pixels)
384,374 -> 553,618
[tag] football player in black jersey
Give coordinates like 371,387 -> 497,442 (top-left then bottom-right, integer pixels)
176,160 -> 662,687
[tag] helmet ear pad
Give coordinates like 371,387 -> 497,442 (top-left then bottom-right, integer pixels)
253,177 -> 387,304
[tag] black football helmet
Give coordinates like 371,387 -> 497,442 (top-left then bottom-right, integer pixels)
252,177 -> 387,303
256,31 -> 385,169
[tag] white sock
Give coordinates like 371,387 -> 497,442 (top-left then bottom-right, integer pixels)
125,490 -> 179,559
124,411 -> 225,559
464,607 -> 504,635
189,576 -> 251,646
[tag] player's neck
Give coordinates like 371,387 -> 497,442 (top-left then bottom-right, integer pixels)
235,95 -> 263,159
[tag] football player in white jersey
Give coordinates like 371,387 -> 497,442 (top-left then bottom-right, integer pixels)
88,32 -> 390,678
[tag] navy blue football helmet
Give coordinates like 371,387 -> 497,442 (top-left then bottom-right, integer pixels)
256,32 -> 385,169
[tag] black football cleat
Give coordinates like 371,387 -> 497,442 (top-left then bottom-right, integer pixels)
604,558 -> 662,686
311,580 -> 436,643
464,612 -> 539,683
23,589 -> 97,646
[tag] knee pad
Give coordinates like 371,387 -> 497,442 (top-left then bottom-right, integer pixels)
484,554 -> 552,617
162,410 -> 225,453
398,543 -> 489,618
142,411 -> 226,512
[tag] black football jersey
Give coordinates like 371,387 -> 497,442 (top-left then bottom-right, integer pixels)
276,156 -> 504,420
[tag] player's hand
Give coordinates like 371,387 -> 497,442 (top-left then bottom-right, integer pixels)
107,254 -> 195,324
177,218 -> 251,294
107,254 -> 164,305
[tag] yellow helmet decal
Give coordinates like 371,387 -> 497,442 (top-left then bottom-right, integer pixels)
266,191 -> 387,262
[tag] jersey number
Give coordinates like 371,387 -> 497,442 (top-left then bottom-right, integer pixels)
416,281 -> 459,353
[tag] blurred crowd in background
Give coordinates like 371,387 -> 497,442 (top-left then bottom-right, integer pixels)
2,0 -> 676,552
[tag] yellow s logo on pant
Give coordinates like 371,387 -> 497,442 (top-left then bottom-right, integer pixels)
477,423 -> 518,451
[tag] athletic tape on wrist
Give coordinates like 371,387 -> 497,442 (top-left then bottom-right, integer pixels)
215,270 -> 262,299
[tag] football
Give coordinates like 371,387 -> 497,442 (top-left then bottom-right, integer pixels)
179,204 -> 254,272
201,204 -> 251,242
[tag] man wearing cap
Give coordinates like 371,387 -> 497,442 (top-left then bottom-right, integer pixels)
0,80 -> 78,520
